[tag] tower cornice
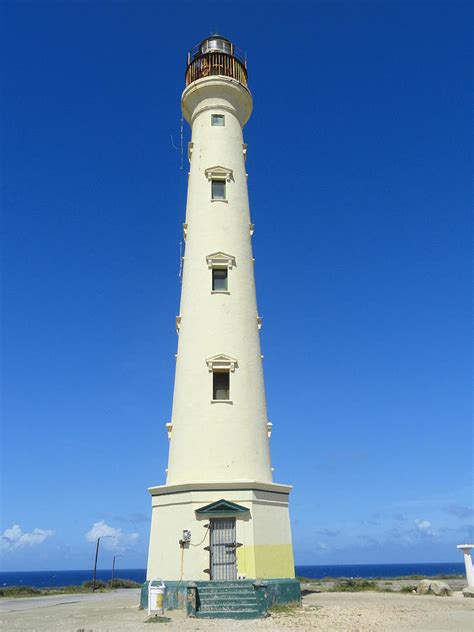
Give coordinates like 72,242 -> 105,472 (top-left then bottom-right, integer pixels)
148,481 -> 293,497
181,77 -> 253,126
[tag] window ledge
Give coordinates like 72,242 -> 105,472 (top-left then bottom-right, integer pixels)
211,400 -> 234,405
211,290 -> 230,295
211,199 -> 228,203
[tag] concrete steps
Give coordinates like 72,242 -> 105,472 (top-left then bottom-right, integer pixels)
195,581 -> 263,619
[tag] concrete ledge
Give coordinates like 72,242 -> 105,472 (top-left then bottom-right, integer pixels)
148,480 -> 293,497
140,581 -> 189,610
264,578 -> 301,608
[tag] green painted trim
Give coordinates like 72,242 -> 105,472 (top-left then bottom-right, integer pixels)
196,502 -> 248,513
195,498 -> 250,515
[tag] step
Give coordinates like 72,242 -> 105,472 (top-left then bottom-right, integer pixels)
199,591 -> 256,598
198,587 -> 255,594
198,594 -> 257,603
200,595 -> 255,600
198,593 -> 257,601
196,610 -> 261,620
199,596 -> 257,601
199,600 -> 257,608
198,592 -> 256,600
197,582 -> 254,588
198,583 -> 254,588
197,585 -> 254,591
198,603 -> 258,612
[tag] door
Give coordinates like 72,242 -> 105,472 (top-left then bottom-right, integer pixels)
210,518 -> 237,580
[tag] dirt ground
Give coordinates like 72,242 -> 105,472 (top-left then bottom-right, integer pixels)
1,587 -> 473,632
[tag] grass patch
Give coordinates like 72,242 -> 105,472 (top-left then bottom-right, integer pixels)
331,579 -> 378,592
268,602 -> 300,615
144,616 -> 171,623
400,586 -> 417,593
0,586 -> 42,598
297,576 -> 334,582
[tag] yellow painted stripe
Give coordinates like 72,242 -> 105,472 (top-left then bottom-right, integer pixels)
236,544 -> 295,578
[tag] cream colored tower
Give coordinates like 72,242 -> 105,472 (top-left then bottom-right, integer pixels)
146,36 -> 295,585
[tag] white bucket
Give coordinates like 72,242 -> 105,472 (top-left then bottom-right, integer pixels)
148,578 -> 165,616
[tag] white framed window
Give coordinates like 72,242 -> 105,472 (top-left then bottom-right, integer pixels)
206,252 -> 235,293
205,166 -> 233,203
211,114 -> 225,126
211,179 -> 226,200
213,370 -> 230,400
212,268 -> 228,291
206,354 -> 237,403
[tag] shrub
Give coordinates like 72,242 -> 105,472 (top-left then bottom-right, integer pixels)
109,578 -> 141,589
400,586 -> 417,593
332,579 -> 377,592
0,586 -> 42,597
82,579 -> 107,590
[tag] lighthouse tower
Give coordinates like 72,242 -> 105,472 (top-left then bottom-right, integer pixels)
145,36 -> 298,610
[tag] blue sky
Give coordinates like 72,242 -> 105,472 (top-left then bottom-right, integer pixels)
1,1 -> 472,572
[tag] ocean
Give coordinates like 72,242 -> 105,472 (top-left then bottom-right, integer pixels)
0,563 -> 464,588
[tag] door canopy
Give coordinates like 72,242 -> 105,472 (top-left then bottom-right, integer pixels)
195,498 -> 249,517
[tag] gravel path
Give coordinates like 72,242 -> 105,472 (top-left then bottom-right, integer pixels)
0,590 -> 132,612
1,588 -> 473,631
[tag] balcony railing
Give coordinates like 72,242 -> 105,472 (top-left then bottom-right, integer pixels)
185,52 -> 248,88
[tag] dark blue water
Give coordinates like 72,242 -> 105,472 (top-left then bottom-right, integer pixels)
0,563 -> 464,588
295,562 -> 464,579
0,569 -> 146,588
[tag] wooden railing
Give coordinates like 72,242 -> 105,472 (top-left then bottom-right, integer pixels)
185,52 -> 248,88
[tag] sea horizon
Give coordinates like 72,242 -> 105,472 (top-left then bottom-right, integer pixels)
0,562 -> 465,588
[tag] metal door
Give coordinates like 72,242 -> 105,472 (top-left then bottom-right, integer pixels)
210,518 -> 237,580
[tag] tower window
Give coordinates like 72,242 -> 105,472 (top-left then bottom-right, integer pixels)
211,179 -> 226,200
211,114 -> 225,126
213,371 -> 230,400
212,268 -> 228,292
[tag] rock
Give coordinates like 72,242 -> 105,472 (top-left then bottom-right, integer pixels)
416,580 -> 432,595
462,586 -> 474,598
430,581 -> 452,596
416,580 -> 452,596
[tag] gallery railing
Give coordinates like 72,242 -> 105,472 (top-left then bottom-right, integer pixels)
185,52 -> 248,88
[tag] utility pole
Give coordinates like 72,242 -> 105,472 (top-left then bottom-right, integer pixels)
92,535 -> 114,591
111,554 -> 122,588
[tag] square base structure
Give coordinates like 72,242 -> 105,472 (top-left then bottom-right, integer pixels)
146,481 -> 296,583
